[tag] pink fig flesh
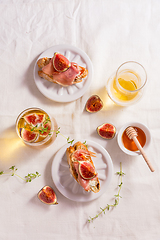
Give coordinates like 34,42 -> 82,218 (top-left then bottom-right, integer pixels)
53,52 -> 71,72
38,186 -> 58,205
79,161 -> 96,180
39,122 -> 51,137
24,113 -> 45,127
21,128 -> 38,142
97,123 -> 116,139
86,95 -> 103,113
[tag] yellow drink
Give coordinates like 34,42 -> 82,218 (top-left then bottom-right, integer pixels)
106,62 -> 147,106
16,108 -> 53,146
111,70 -> 139,102
118,78 -> 137,91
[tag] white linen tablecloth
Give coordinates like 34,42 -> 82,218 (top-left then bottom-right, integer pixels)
0,0 -> 160,239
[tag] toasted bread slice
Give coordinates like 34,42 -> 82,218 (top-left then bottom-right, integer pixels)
66,141 -> 100,193
37,57 -> 50,68
37,57 -> 88,86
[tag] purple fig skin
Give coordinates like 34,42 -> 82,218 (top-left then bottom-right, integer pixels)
86,95 -> 103,113
38,186 -> 58,205
97,123 -> 116,139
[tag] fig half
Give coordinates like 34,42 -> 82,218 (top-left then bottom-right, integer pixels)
39,122 -> 51,138
97,123 -> 116,139
79,161 -> 96,180
21,129 -> 38,142
53,52 -> 71,72
38,186 -> 58,205
24,113 -> 45,127
86,95 -> 103,113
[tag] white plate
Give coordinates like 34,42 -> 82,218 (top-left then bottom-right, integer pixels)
34,44 -> 93,102
51,140 -> 113,202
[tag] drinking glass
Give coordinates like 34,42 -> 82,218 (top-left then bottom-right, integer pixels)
106,61 -> 147,106
16,107 -> 54,146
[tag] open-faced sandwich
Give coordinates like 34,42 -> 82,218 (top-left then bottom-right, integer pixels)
37,52 -> 88,87
66,141 -> 100,193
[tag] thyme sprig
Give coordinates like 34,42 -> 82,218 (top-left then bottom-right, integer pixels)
55,127 -> 61,137
24,115 -> 75,145
0,166 -> 41,183
30,124 -> 49,134
30,123 -> 74,145
83,140 -> 88,148
25,172 -> 41,182
55,127 -> 74,144
88,162 -> 125,222
30,116 -> 50,134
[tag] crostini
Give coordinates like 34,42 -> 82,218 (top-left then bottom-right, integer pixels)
66,141 -> 100,193
37,52 -> 88,87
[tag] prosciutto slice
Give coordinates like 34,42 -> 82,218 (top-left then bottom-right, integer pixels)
72,149 -> 91,161
72,149 -> 97,192
42,58 -> 80,86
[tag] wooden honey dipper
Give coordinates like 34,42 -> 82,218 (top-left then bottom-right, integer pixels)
125,126 -> 155,172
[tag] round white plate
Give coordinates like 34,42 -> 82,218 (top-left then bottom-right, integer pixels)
34,44 -> 93,102
51,140 -> 113,202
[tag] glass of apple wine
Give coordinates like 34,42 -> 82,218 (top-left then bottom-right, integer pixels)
16,107 -> 54,146
106,61 -> 147,106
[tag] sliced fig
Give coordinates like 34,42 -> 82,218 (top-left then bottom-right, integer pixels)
24,113 -> 45,127
53,52 -> 71,72
21,128 -> 38,142
38,186 -> 58,205
39,121 -> 51,137
86,95 -> 103,113
79,161 -> 96,180
97,123 -> 116,139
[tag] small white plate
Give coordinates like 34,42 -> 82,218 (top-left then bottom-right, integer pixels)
51,140 -> 113,202
34,44 -> 93,102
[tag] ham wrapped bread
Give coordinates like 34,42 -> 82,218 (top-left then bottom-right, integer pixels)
37,55 -> 88,87
66,141 -> 100,193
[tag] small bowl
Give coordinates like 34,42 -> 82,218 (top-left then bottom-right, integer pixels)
117,122 -> 151,156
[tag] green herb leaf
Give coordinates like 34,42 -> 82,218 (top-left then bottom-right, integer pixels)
25,172 -> 41,182
0,166 -> 41,183
55,127 -> 61,137
67,137 -> 74,144
83,141 -> 88,147
88,162 -> 125,222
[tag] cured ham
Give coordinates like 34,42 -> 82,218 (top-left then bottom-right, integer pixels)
73,161 -> 98,192
42,59 -> 80,86
41,57 -> 55,76
37,53 -> 88,87
72,149 -> 91,161
66,141 -> 100,193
